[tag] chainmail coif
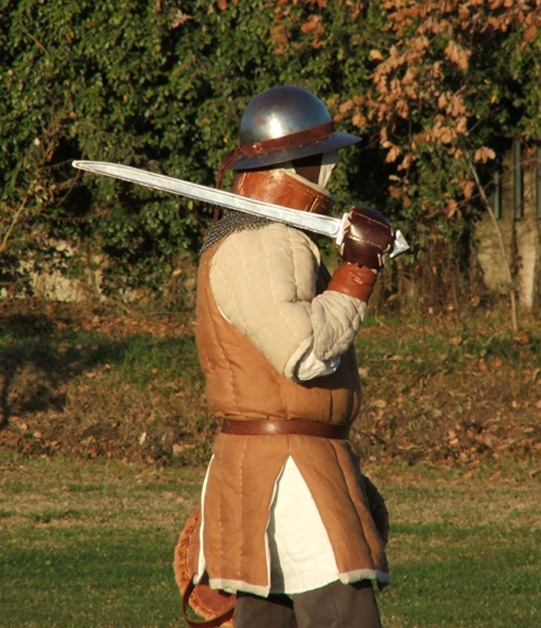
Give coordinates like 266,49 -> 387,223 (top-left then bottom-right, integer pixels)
201,209 -> 273,253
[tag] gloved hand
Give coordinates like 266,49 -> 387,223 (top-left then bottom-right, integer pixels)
328,206 -> 394,303
338,205 -> 395,270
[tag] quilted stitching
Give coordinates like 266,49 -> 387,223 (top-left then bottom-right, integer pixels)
210,224 -> 366,377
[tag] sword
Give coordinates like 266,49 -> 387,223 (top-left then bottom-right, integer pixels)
72,160 -> 409,258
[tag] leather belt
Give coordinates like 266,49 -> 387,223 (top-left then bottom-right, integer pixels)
221,418 -> 350,439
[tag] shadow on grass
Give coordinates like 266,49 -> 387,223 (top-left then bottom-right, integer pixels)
0,310 -> 131,428
0,303 -> 213,465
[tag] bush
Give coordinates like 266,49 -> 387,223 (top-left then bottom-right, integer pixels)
1,0 -> 539,307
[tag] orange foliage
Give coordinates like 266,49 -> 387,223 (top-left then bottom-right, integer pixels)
300,14 -> 325,47
217,0 -> 239,10
339,0 -> 539,209
474,147 -> 497,163
269,0 -> 538,218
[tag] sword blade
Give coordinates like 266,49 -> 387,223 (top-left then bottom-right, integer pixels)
72,161 -> 342,239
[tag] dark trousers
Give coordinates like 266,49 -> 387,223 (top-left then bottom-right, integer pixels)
233,579 -> 382,628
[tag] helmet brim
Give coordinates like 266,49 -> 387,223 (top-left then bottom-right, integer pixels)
229,131 -> 362,171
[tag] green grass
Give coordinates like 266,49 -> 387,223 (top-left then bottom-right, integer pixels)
376,465 -> 541,627
2,527 -> 179,626
0,303 -> 539,624
1,455 -> 539,627
0,324 -> 202,391
381,522 -> 539,626
0,455 -> 203,627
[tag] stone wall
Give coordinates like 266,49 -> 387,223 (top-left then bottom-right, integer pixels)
476,142 -> 540,310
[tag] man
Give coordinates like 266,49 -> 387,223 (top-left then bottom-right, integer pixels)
190,85 -> 390,627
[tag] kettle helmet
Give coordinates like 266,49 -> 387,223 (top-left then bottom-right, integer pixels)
220,86 -> 361,174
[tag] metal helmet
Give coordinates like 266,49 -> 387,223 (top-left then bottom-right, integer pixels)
223,86 -> 361,171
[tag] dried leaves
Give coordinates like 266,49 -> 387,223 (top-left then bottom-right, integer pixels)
337,0 -> 540,213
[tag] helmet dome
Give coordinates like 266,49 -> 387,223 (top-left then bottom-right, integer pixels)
227,86 -> 361,171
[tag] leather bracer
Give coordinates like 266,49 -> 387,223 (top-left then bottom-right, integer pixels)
327,262 -> 378,303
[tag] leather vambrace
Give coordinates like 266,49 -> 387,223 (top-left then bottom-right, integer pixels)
327,262 -> 378,303
327,205 -> 394,303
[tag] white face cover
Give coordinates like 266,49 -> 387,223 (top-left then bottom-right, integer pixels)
279,150 -> 339,190
317,150 -> 339,188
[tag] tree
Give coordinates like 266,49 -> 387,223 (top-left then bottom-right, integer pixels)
335,0 -> 540,312
1,0 -> 539,310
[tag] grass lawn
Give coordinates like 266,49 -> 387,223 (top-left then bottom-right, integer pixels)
1,454 -> 539,627
374,464 -> 540,626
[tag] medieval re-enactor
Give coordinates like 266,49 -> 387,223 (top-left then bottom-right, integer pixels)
192,86 -> 391,627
